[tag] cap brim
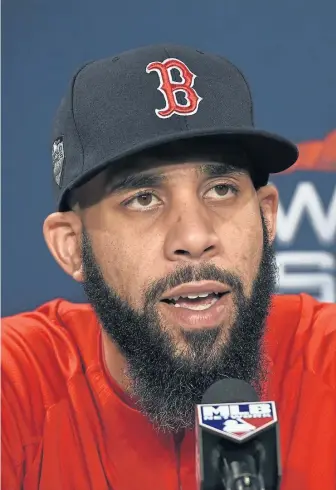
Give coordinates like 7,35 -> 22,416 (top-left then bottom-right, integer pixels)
138,126 -> 298,174
59,127 -> 298,210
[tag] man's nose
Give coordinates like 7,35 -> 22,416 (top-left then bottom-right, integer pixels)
163,203 -> 221,262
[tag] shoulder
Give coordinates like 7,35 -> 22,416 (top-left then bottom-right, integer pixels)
1,300 -> 101,472
270,293 -> 336,333
267,294 -> 336,389
1,299 -> 100,407
270,293 -> 335,326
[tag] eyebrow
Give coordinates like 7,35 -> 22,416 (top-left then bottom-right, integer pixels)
106,172 -> 167,193
106,162 -> 247,194
197,163 -> 248,178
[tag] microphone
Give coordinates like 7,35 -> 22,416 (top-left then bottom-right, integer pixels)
196,379 -> 281,490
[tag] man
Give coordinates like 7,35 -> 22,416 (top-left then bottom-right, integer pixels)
2,44 -> 335,490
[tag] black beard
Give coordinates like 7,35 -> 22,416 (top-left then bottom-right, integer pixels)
81,215 -> 277,433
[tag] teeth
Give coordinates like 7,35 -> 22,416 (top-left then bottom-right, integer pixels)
170,292 -> 215,301
174,297 -> 218,310
185,293 -> 212,299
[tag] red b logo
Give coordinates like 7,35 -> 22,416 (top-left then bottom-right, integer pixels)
146,58 -> 203,119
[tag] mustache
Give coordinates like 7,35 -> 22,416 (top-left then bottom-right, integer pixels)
145,263 -> 244,305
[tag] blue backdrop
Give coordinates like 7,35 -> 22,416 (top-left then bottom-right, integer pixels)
2,0 -> 336,316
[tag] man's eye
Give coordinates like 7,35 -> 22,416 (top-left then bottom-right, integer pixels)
205,184 -> 238,199
124,192 -> 161,210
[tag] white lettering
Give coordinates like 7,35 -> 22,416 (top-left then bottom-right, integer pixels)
229,405 -> 241,417
277,251 -> 336,303
202,406 -> 229,420
202,403 -> 273,421
249,403 -> 272,416
276,182 -> 336,245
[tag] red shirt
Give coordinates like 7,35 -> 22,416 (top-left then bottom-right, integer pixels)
2,294 -> 336,490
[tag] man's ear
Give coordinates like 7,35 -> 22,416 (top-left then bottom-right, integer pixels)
257,184 -> 279,243
43,211 -> 84,282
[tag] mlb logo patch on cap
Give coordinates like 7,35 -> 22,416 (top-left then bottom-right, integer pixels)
52,137 -> 65,186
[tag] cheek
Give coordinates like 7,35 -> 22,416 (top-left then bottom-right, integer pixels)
219,212 -> 263,294
91,227 -> 164,307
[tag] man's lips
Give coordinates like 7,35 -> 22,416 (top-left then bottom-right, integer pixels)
159,287 -> 232,329
160,281 -> 230,302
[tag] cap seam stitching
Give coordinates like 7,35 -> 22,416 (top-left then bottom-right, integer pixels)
70,63 -> 94,181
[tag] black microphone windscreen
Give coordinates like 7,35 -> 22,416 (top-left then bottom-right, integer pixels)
201,378 -> 259,405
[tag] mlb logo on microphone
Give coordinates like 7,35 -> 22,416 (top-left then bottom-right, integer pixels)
198,401 -> 277,442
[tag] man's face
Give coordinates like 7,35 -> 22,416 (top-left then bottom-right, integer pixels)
45,150 -> 279,432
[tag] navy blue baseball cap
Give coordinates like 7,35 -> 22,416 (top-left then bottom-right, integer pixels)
51,44 -> 299,211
